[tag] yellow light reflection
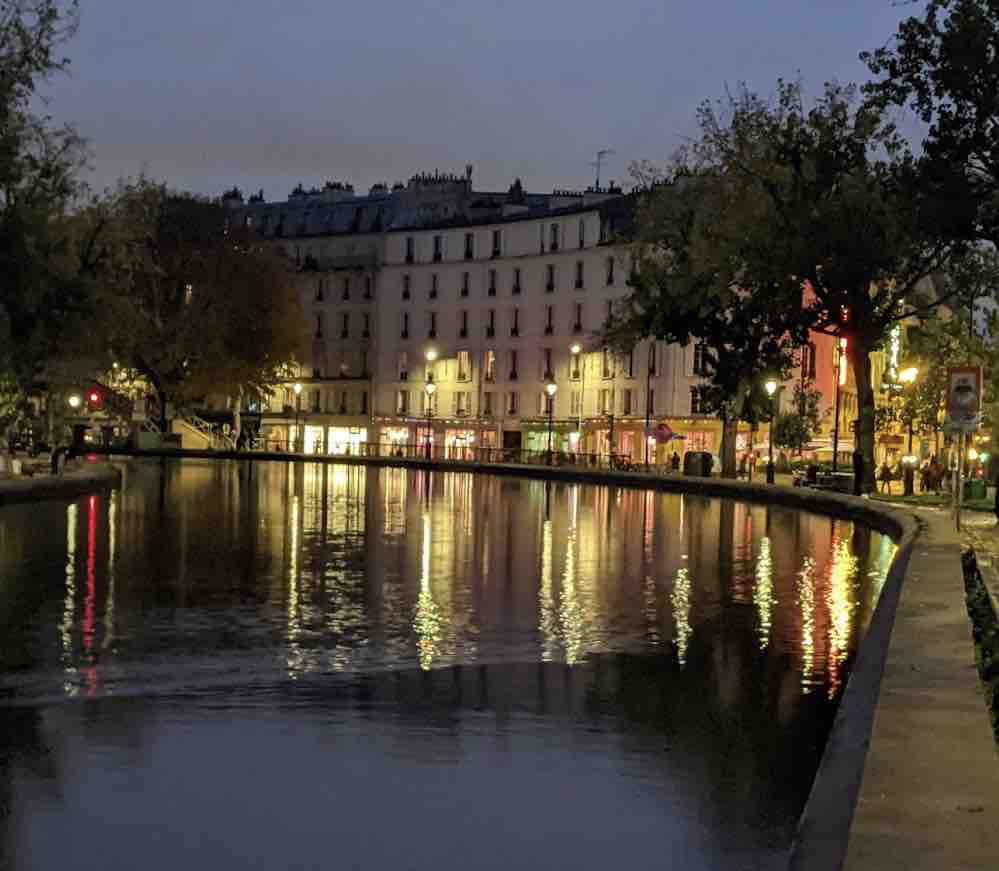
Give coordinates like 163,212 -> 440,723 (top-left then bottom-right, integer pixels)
103,491 -> 117,652
286,493 -> 302,677
414,510 -> 442,670
642,491 -> 660,646
671,567 -> 691,667
539,517 -> 558,661
61,503 -> 78,682
557,486 -> 584,665
754,536 -> 774,650
826,531 -> 859,699
798,556 -> 816,693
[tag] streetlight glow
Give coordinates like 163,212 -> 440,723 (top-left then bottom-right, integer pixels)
292,382 -> 303,396
764,379 -> 778,397
899,366 -> 918,385
968,447 -> 979,461
425,348 -> 438,362
545,381 -> 558,398
67,393 -> 81,409
570,343 -> 582,355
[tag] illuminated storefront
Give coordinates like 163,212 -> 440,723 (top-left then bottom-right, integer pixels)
328,426 -> 367,455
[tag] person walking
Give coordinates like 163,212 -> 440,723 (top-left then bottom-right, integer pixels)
879,461 -> 893,494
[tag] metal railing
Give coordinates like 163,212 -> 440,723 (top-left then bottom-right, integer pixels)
242,440 -> 681,474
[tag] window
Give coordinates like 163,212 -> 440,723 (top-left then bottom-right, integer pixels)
575,261 -> 584,289
315,279 -> 324,302
513,267 -> 521,295
647,342 -> 656,375
486,309 -> 496,337
624,349 -> 634,378
540,391 -> 555,415
311,389 -> 321,413
342,277 -> 350,300
401,311 -> 409,338
457,350 -> 471,381
315,312 -> 324,338
464,232 -> 474,260
338,390 -> 348,414
802,342 -> 817,379
542,348 -> 553,379
402,274 -> 411,300
484,350 -> 496,382
539,224 -> 546,253
550,223 -> 560,251
360,391 -> 368,415
461,271 -> 470,297
509,349 -> 519,380
545,304 -> 554,335
647,389 -> 655,416
570,352 -> 581,381
690,387 -> 706,415
459,309 -> 469,338
364,275 -> 373,299
340,312 -> 349,338
338,352 -> 351,377
428,311 -> 437,338
605,299 -> 613,325
507,391 -> 519,415
453,391 -> 471,416
573,302 -> 583,333
362,312 -> 370,338
546,264 -> 555,292
606,256 -> 615,285
398,351 -> 409,380
430,273 -> 438,299
599,217 -> 609,244
693,343 -> 710,376
602,347 -> 614,379
599,388 -> 613,414
405,236 -> 414,264
578,217 -> 586,248
396,390 -> 410,414
622,389 -> 633,415
483,391 -> 494,416
433,235 -> 443,262
360,349 -> 369,377
492,229 -> 501,257
510,308 -> 519,337
488,269 -> 497,296
571,390 -> 582,415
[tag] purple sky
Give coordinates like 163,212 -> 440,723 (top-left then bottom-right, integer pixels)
44,1 -> 913,201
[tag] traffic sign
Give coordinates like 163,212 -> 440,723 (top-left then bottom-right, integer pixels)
946,366 -> 983,433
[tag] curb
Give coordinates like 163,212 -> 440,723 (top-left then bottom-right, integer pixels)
0,463 -> 122,507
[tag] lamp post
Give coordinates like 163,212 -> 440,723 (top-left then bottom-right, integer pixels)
570,343 -> 583,452
832,338 -> 846,472
765,379 -> 778,484
545,380 -> 558,465
292,382 -> 303,452
67,393 -> 82,411
899,366 -> 918,495
424,347 -> 438,460
644,342 -> 653,470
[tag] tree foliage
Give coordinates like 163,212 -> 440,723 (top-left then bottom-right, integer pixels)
76,179 -> 304,431
772,382 -> 824,452
0,1 -> 87,426
616,80 -> 977,489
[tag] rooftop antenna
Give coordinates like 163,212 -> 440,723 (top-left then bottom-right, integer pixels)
591,149 -> 615,190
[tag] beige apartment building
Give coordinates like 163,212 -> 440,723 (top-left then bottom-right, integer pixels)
226,172 -> 770,463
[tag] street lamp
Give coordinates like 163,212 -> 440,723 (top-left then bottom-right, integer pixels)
424,381 -> 436,459
292,382 -> 303,452
67,393 -> 82,410
765,379 -> 778,485
899,366 -> 918,495
545,380 -> 558,465
570,343 -> 583,451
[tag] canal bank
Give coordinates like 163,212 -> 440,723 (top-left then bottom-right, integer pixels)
88,449 -> 996,867
0,461 -> 121,507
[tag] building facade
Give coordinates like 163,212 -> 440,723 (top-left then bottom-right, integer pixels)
227,172 -> 838,464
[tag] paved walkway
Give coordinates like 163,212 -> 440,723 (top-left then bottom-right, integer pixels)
844,507 -> 998,871
0,461 -> 121,506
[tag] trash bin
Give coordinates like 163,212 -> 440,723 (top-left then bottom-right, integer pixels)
963,479 -> 986,501
683,451 -> 712,477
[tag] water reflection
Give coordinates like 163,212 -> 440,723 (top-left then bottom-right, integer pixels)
0,461 -> 899,871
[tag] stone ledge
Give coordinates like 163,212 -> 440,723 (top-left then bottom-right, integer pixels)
0,462 -> 122,507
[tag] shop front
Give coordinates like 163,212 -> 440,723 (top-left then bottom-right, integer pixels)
444,428 -> 477,460
328,426 -> 368,456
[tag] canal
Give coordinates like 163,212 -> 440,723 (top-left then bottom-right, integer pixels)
0,460 -> 896,870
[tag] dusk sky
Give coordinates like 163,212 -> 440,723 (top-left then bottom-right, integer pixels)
45,1 -> 914,201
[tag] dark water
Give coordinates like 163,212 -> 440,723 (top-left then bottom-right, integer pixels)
0,460 -> 896,870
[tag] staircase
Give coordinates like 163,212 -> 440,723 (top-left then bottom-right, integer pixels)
173,413 -> 236,451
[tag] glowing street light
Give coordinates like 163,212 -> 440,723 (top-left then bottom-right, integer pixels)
292,382 -> 303,452
764,379 -> 779,484
424,381 -> 437,460
67,393 -> 82,410
899,366 -> 919,495
545,380 -> 558,465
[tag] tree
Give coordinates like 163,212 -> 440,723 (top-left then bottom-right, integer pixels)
864,1 -> 999,246
607,171 -> 807,477
79,179 -> 304,433
0,1 -> 87,439
772,382 -> 824,453
633,81 -> 977,490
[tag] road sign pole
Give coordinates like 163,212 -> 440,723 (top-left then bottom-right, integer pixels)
956,430 -> 965,532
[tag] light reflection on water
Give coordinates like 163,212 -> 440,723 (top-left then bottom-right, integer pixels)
0,460 -> 897,871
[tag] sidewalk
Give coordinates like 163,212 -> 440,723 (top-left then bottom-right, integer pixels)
0,461 -> 121,506
844,507 -> 998,871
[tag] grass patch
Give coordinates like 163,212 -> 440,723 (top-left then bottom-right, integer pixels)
961,549 -> 999,748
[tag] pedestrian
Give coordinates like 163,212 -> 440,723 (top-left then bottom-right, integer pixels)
670,451 -> 680,472
879,461 -> 893,494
